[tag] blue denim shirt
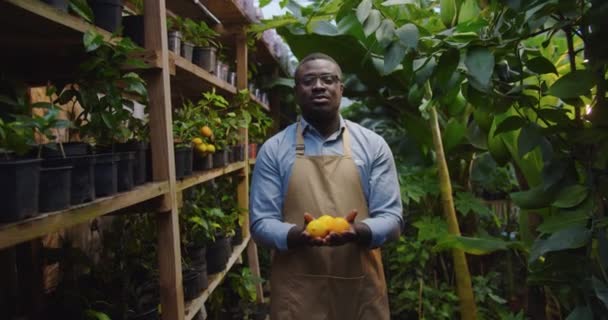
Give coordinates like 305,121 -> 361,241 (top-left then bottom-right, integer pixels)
249,116 -> 403,251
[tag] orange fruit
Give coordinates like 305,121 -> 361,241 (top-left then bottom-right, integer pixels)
306,219 -> 329,238
200,126 -> 213,137
332,217 -> 351,233
317,215 -> 335,230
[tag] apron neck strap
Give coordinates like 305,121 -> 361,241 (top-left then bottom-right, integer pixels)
295,118 -> 352,157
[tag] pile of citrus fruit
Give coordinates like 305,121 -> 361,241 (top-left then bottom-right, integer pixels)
192,125 -> 216,155
305,215 -> 351,238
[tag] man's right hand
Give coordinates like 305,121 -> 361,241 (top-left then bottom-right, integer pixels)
287,212 -> 325,249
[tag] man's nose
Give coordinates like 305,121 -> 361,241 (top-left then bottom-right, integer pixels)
311,78 -> 326,90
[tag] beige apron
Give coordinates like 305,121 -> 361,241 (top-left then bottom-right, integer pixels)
270,122 -> 389,320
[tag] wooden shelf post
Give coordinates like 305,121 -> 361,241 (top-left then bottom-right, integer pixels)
144,1 -> 184,319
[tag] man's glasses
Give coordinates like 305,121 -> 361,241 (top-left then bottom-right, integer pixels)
297,74 -> 341,87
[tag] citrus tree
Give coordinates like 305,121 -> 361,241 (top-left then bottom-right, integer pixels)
254,0 -> 608,318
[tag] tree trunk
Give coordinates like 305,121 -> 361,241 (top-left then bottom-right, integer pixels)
429,106 -> 478,320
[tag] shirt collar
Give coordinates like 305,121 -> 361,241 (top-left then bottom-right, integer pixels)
300,115 -> 346,141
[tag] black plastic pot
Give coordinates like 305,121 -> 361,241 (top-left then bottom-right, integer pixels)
206,235 -> 230,274
193,153 -> 213,171
234,145 -> 245,162
117,152 -> 135,192
227,148 -> 234,163
40,142 -> 89,158
182,269 -> 202,301
168,31 -> 181,55
183,148 -> 193,177
44,155 -> 96,205
117,141 -> 147,186
94,153 -> 118,197
88,0 -> 123,33
186,245 -> 207,268
192,47 -> 217,72
42,0 -> 69,12
232,226 -> 243,246
146,145 -> 153,182
123,15 -> 145,47
180,42 -> 194,62
128,307 -> 159,320
174,146 -> 192,179
212,150 -> 228,168
0,158 -> 41,222
39,165 -> 72,213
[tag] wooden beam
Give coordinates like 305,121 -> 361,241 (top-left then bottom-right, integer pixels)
176,162 -> 246,191
144,1 -> 184,320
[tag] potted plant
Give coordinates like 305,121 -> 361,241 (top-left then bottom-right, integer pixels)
176,17 -> 195,61
166,15 -> 182,55
187,19 -> 219,72
123,0 -> 145,47
88,0 -> 123,33
173,100 -> 202,179
66,30 -> 149,195
246,90 -> 273,159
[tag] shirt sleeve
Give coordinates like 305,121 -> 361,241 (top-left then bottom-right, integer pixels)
249,141 -> 295,251
361,137 -> 404,248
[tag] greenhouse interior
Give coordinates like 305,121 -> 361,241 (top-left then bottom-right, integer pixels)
0,0 -> 607,319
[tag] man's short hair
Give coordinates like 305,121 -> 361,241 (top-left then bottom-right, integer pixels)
295,52 -> 343,80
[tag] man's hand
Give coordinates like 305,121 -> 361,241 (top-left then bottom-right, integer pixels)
287,212 -> 325,249
323,210 -> 358,246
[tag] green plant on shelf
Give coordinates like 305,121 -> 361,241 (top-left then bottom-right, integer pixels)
58,30 -> 149,149
0,81 -> 70,158
244,91 -> 273,145
197,89 -> 230,150
173,99 -> 203,148
177,17 -> 219,48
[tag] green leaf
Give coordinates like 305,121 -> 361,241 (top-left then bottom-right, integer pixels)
454,191 -> 492,217
565,306 -> 592,320
395,23 -> 419,49
363,9 -> 382,37
384,41 -> 407,75
85,310 -> 112,320
494,116 -> 526,136
413,216 -> 448,241
510,184 -> 555,209
518,124 -> 542,158
443,118 -> 467,152
259,0 -> 272,8
592,277 -> 608,309
69,0 -> 94,23
356,0 -> 373,23
529,225 -> 591,262
548,70 -> 595,99
434,235 -> 517,255
537,210 -> 590,234
536,108 -> 571,124
376,19 -> 396,48
526,56 -> 558,75
381,0 -> 417,5
83,30 -> 103,52
432,48 -> 459,92
465,47 -> 495,92
552,185 -> 589,208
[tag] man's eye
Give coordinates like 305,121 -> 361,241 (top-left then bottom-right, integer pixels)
319,75 -> 336,84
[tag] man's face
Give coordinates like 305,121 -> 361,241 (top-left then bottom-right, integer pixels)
295,59 -> 343,122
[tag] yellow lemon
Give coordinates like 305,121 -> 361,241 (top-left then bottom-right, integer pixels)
331,217 -> 351,233
191,137 -> 203,145
200,126 -> 213,137
306,219 -> 329,238
207,144 -> 216,153
196,143 -> 208,153
317,215 -> 336,231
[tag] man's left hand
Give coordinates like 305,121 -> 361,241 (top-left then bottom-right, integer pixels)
323,210 -> 358,246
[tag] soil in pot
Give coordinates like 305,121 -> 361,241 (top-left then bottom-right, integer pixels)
88,0 -> 123,33
116,152 -> 135,192
168,31 -> 181,55
44,155 -> 96,205
193,152 -> 213,171
212,150 -> 228,168
182,269 -> 202,301
206,235 -> 230,274
94,153 -> 118,197
180,42 -> 194,62
123,15 -> 145,47
117,141 -> 147,186
192,47 -> 217,72
39,165 -> 72,212
42,0 -> 69,11
0,158 -> 41,222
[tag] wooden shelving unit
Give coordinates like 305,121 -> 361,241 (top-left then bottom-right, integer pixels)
250,92 -> 271,112
0,0 -> 283,319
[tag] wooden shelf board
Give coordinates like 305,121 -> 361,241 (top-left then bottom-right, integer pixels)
177,161 -> 246,191
167,0 -> 249,26
0,181 -> 170,250
184,236 -> 251,320
248,159 -> 256,166
250,93 -> 270,112
171,52 -> 237,101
